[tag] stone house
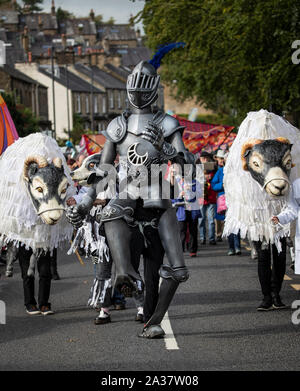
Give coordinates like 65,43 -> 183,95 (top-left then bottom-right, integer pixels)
0,64 -> 49,129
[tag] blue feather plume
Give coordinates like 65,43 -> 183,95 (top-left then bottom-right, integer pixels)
148,42 -> 185,70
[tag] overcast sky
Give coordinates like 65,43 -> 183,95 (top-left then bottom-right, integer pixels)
27,0 -> 145,29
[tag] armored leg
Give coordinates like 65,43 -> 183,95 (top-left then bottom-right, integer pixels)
105,220 -> 142,295
140,208 -> 188,338
102,198 -> 143,296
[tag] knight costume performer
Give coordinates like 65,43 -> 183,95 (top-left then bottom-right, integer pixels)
223,110 -> 300,310
67,60 -> 193,338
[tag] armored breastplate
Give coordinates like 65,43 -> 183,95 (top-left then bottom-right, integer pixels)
127,113 -> 153,136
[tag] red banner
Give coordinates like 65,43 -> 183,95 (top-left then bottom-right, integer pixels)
174,115 -> 236,154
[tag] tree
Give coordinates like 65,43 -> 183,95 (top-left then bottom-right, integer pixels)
67,113 -> 84,144
22,0 -> 43,12
105,17 -> 115,25
138,0 -> 300,125
3,92 -> 40,137
94,14 -> 103,24
56,7 -> 73,22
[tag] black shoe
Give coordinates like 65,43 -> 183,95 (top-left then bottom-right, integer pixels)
25,304 -> 41,315
272,294 -> 289,309
39,304 -> 54,315
209,240 -> 216,245
94,311 -> 111,325
200,240 -> 206,245
114,303 -> 126,310
217,236 -> 222,242
5,270 -> 13,277
52,272 -> 60,280
257,296 -> 273,311
135,313 -> 144,322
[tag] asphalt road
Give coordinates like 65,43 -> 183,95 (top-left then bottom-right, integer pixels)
1,239 -> 300,371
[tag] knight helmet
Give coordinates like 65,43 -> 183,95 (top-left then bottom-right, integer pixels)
126,61 -> 160,109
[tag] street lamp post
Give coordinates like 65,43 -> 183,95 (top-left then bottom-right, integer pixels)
65,63 -> 71,140
51,46 -> 56,139
89,55 -> 94,132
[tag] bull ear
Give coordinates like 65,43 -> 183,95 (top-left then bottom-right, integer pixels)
23,155 -> 48,181
241,139 -> 263,171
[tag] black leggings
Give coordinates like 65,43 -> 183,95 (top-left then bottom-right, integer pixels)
178,211 -> 198,253
253,239 -> 286,297
19,246 -> 52,307
143,226 -> 165,323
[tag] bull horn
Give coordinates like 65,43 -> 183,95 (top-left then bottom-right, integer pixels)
23,155 -> 48,180
276,137 -> 290,144
53,157 -> 62,169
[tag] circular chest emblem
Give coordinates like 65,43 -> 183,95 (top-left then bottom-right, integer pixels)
127,143 -> 148,166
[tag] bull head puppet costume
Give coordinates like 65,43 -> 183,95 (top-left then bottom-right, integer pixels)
66,45 -> 195,338
0,133 -> 75,276
223,110 -> 300,306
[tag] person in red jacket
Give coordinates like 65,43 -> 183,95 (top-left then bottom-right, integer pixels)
198,169 -> 217,245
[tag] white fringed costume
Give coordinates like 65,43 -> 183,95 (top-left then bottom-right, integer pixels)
0,133 -> 75,252
223,110 -> 300,250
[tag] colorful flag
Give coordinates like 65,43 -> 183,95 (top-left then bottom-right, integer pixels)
174,115 -> 236,154
0,94 -> 19,155
79,134 -> 106,155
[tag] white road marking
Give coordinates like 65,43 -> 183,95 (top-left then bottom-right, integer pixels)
161,311 -> 179,350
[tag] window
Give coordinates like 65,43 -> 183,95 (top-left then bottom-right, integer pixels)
117,91 -> 122,109
85,95 -> 89,114
76,94 -> 81,113
109,91 -> 114,109
102,96 -> 107,113
94,96 -> 98,114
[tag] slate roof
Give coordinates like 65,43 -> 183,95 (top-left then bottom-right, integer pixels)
2,64 -> 47,87
0,10 -> 18,25
74,63 -> 126,90
119,47 -> 152,68
104,63 -> 130,81
59,18 -> 96,36
20,13 -> 58,31
0,30 -> 25,64
97,24 -> 137,41
38,65 -> 103,93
